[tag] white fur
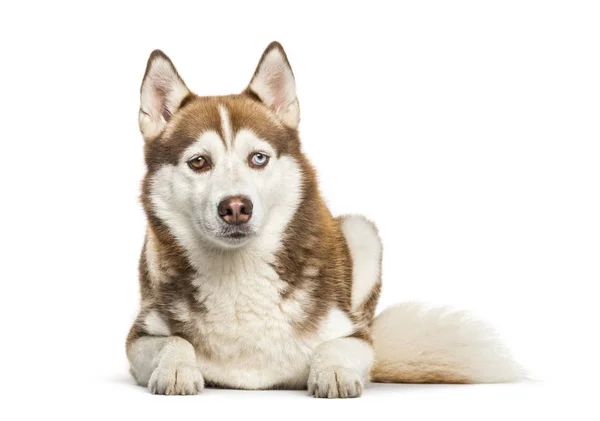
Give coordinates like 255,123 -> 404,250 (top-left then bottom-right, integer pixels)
149,113 -> 302,258
218,104 -> 233,147
316,308 -> 354,342
139,54 -> 189,141
128,336 -> 170,385
302,265 -> 319,277
189,255 -> 355,389
278,287 -> 312,321
128,336 -> 203,394
340,215 -> 382,309
371,303 -> 523,383
308,337 -> 374,398
149,363 -> 203,395
171,300 -> 192,323
144,310 -> 171,336
249,47 -> 300,128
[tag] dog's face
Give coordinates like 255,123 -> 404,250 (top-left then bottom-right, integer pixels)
140,43 -> 304,249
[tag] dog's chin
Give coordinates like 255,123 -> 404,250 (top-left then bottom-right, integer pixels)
209,228 -> 256,249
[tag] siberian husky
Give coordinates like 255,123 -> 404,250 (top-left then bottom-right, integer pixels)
126,42 -> 520,397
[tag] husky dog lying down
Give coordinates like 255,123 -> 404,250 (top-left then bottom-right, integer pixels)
126,42 -> 520,397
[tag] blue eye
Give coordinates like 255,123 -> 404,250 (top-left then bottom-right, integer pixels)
249,152 -> 269,168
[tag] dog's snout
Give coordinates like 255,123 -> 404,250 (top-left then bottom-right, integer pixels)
217,196 -> 253,225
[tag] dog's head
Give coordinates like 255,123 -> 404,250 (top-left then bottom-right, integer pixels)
140,43 -> 307,250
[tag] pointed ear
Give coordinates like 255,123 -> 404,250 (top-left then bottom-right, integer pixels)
247,42 -> 300,129
139,50 -> 190,141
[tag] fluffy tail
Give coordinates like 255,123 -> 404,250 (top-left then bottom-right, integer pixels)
370,303 -> 522,384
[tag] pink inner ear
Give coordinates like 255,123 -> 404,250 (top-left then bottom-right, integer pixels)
151,79 -> 171,120
268,72 -> 286,110
257,56 -> 292,110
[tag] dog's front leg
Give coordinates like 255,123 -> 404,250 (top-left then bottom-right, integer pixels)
127,334 -> 203,395
308,336 -> 374,398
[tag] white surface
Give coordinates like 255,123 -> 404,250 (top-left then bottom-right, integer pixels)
0,0 -> 598,419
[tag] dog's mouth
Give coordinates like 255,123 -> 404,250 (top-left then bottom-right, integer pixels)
215,226 -> 255,244
224,231 -> 249,239
195,217 -> 258,248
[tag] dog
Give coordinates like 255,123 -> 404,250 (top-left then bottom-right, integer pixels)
126,42 -> 521,397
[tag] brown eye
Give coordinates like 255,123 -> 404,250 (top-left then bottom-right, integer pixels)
187,155 -> 211,172
249,152 -> 269,168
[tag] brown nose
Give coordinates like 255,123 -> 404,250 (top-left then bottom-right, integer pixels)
217,196 -> 253,225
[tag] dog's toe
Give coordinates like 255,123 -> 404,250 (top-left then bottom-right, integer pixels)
148,363 -> 204,395
307,366 -> 364,399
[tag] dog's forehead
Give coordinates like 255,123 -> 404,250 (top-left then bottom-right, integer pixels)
146,95 -> 297,169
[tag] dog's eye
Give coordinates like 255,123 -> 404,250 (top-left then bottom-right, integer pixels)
249,152 -> 269,169
187,155 -> 211,172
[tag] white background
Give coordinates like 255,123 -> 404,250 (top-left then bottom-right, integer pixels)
1,0 -> 599,419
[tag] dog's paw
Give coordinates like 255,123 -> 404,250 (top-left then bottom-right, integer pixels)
148,363 -> 204,395
308,365 -> 364,398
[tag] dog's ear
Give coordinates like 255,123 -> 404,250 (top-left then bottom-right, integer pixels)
139,50 -> 190,141
246,42 -> 300,129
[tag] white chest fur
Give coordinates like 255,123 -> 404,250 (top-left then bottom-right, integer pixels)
179,254 -> 354,390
